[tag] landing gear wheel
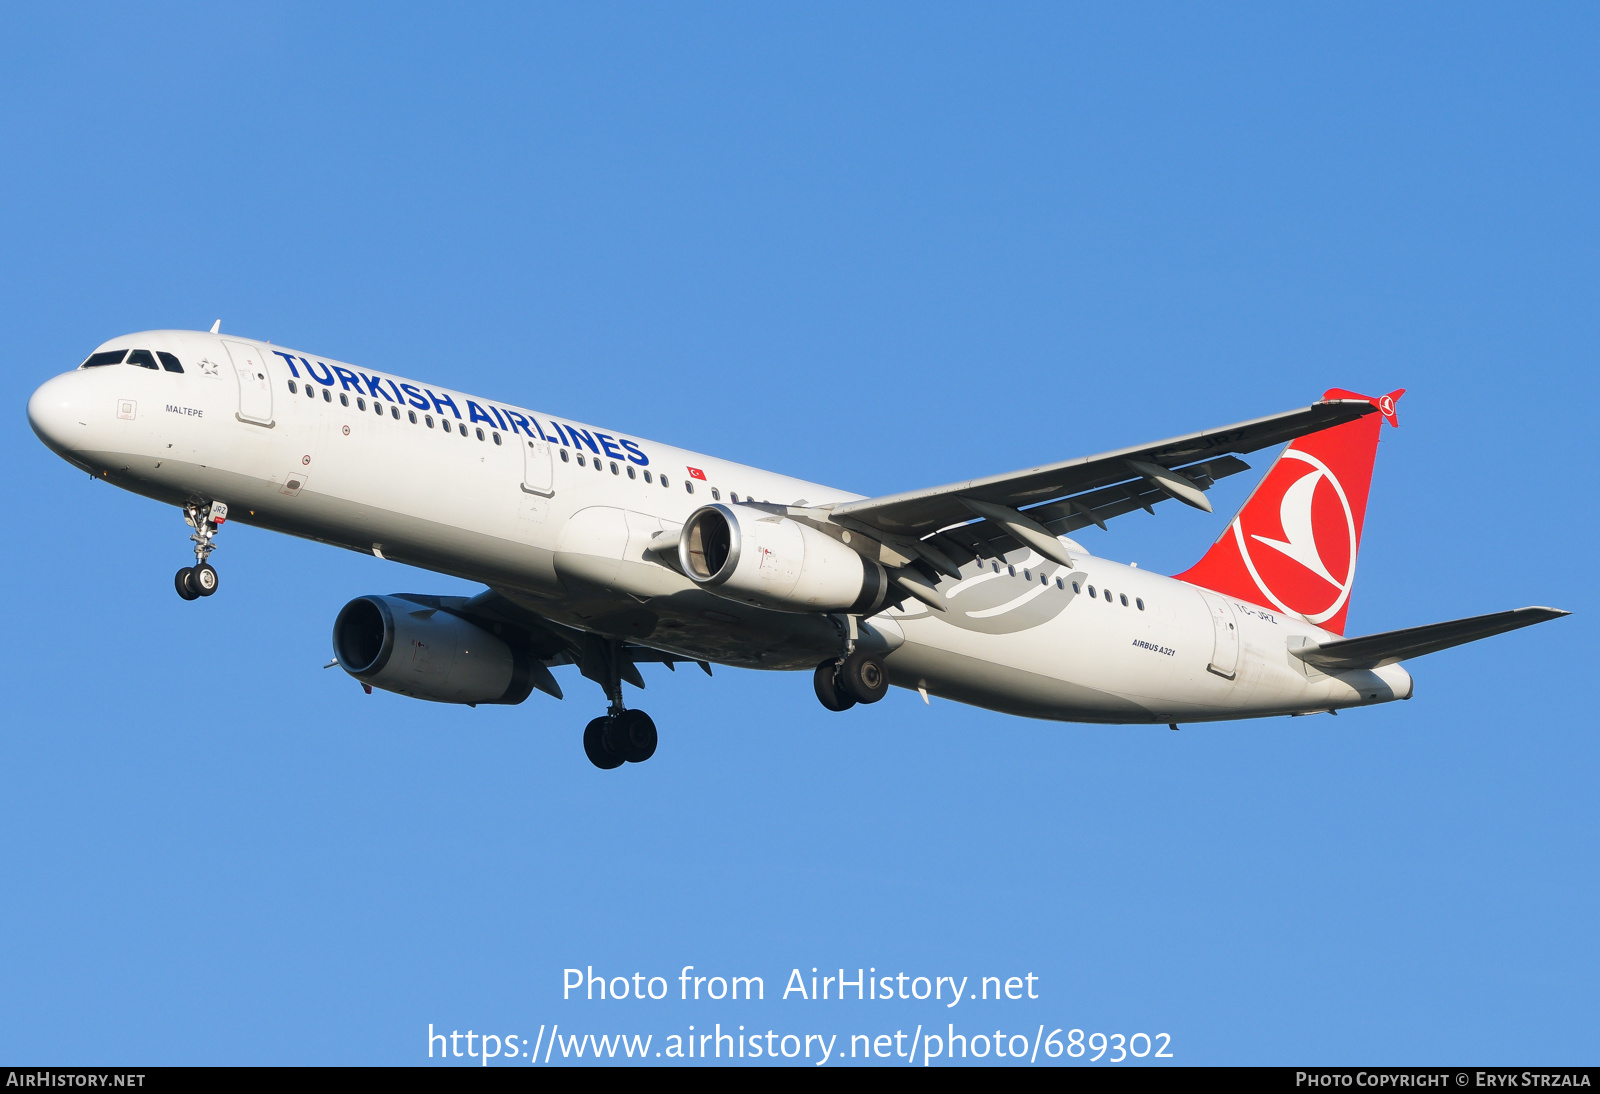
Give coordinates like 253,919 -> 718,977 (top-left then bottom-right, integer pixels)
814,660 -> 856,711
191,563 -> 219,596
174,567 -> 199,601
583,717 -> 625,770
838,649 -> 889,704
606,709 -> 658,763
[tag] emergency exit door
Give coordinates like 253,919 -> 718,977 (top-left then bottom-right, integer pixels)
522,437 -> 554,496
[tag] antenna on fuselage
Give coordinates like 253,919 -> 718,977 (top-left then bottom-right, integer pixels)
209,319 -> 221,333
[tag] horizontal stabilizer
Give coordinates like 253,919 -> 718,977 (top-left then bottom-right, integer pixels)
1292,607 -> 1569,671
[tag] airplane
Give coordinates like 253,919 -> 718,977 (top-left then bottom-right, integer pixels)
27,327 -> 1568,769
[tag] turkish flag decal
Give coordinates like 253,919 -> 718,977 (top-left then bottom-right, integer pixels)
687,466 -> 707,480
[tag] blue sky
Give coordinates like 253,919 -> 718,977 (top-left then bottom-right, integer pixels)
0,2 -> 1594,1066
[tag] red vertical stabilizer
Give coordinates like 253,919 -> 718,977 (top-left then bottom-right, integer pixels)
1173,389 -> 1403,635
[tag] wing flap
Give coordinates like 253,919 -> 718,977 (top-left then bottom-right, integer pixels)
1292,607 -> 1570,671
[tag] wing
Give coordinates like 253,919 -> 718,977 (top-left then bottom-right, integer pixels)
816,398 -> 1379,579
832,397 -> 1376,536
1291,607 -> 1570,671
421,590 -> 713,696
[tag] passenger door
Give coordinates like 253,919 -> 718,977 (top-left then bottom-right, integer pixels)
1199,590 -> 1240,679
223,340 -> 274,426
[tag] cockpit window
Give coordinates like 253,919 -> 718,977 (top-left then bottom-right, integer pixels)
157,352 -> 183,373
124,350 -> 159,370
81,350 -> 127,368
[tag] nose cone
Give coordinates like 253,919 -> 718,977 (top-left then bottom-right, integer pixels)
28,371 -> 92,457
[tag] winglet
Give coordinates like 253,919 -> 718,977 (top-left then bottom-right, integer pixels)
210,319 -> 221,334
1327,387 -> 1404,428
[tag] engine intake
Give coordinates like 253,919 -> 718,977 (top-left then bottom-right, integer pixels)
678,504 -> 889,614
332,595 -> 536,705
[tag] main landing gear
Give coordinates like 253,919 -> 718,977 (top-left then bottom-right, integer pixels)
174,501 -> 227,601
580,635 -> 658,770
583,710 -> 658,770
814,615 -> 891,712
814,650 -> 890,710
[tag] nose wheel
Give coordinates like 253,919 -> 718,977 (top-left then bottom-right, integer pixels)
174,563 -> 219,600
174,502 -> 227,601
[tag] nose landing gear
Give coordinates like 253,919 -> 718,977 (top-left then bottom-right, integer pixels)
174,501 -> 227,601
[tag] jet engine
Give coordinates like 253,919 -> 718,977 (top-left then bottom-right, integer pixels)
677,503 -> 890,614
332,595 -> 536,705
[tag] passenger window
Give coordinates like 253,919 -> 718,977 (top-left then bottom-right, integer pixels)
1104,588 -> 1112,602
390,405 -> 399,419
1007,565 -> 1016,577
992,562 -> 1000,573
476,428 -> 485,440
1041,574 -> 1048,585
560,449 -> 570,462
357,397 -> 366,411
643,470 -> 652,482
1136,598 -> 1145,611
425,414 -> 434,428
157,352 -> 183,373
711,488 -> 721,500
626,466 -> 636,479
661,477 -> 670,489
375,402 -> 384,415
1072,582 -> 1081,593
322,388 -> 332,402
340,393 -> 349,407
1120,593 -> 1128,606
611,462 -> 620,475
685,480 -> 694,493
492,433 -> 501,445
408,410 -> 417,423
576,453 -> 585,466
441,419 -> 451,433
81,350 -> 127,368
125,349 -> 159,370
288,380 -> 298,394
1055,577 -> 1064,589
730,492 -> 739,503
1023,569 -> 1031,581
1088,585 -> 1096,598
307,384 -> 315,399
594,458 -> 602,471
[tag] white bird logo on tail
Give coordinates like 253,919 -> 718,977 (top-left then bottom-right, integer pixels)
1250,465 -> 1344,589
1231,450 -> 1359,624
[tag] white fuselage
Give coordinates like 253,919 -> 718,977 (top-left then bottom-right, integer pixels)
28,330 -> 1413,723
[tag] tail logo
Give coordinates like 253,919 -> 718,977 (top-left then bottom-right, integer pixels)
1230,450 -> 1358,625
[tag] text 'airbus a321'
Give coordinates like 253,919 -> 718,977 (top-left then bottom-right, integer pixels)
28,327 -> 1568,768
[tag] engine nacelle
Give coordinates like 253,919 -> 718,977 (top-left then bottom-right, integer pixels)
332,595 -> 536,705
677,504 -> 890,614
